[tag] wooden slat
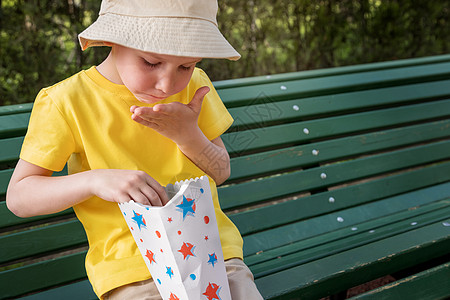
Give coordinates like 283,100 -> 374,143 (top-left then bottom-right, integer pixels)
0,103 -> 33,116
250,205 -> 450,284
0,252 -> 87,299
223,99 -> 450,156
0,165 -> 68,197
219,62 -> 450,107
349,262 -> 450,300
0,220 -> 86,264
0,201 -> 74,230
228,79 -> 450,129
213,54 -> 450,90
227,120 -> 450,182
0,112 -> 30,139
242,183 -> 450,257
0,137 -> 23,164
0,169 -> 13,197
219,141 -> 450,210
18,280 -> 96,300
230,164 -> 450,236
244,194 -> 450,266
248,203 -> 450,274
254,219 -> 450,299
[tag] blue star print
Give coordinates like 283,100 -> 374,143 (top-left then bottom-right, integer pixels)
131,211 -> 146,230
166,266 -> 174,279
176,195 -> 196,220
207,253 -> 218,267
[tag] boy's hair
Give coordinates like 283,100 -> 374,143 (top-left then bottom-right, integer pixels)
78,0 -> 240,60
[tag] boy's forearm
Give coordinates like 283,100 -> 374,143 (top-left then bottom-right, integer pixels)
7,169 -> 95,218
176,129 -> 231,185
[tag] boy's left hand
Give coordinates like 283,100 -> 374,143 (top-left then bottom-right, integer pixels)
130,86 -> 210,145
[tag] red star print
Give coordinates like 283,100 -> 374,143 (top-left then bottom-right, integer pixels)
203,282 -> 220,300
178,242 -> 195,260
204,235 -> 209,241
145,249 -> 156,264
168,217 -> 173,223
169,292 -> 180,300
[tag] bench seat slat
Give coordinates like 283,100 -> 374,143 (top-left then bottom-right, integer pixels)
0,220 -> 86,264
230,163 -> 450,235
245,196 -> 450,267
249,203 -> 450,276
219,141 -> 450,209
228,79 -> 450,129
349,262 -> 450,300
223,99 -> 450,155
254,219 -> 450,299
242,182 -> 450,256
219,62 -> 450,107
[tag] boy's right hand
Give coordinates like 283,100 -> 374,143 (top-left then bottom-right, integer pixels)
90,169 -> 169,206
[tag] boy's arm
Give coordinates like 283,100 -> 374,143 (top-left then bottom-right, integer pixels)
131,87 -> 231,185
6,159 -> 169,218
177,135 -> 230,185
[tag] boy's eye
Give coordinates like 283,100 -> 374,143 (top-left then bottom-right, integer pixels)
143,59 -> 160,68
179,65 -> 192,71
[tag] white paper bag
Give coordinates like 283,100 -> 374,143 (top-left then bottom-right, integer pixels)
118,176 -> 231,300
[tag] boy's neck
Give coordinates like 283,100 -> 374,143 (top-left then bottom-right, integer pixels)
96,51 -> 123,85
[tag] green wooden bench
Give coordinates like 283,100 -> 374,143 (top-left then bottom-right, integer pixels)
1,54 -> 450,299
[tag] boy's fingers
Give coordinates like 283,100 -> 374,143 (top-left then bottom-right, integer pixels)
188,86 -> 210,112
129,190 -> 152,206
146,178 -> 169,205
153,103 -> 171,113
140,186 -> 163,206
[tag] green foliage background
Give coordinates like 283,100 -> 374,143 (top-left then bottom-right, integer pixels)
1,0 -> 449,105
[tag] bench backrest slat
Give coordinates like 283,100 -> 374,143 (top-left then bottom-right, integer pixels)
0,220 -> 85,264
227,120 -> 450,182
219,141 -> 450,209
231,163 -> 450,236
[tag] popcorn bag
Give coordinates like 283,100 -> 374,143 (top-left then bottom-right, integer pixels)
118,176 -> 231,300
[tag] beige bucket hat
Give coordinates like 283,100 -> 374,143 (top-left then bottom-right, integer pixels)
78,0 -> 240,60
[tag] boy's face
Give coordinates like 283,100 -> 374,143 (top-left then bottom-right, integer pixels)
110,45 -> 202,103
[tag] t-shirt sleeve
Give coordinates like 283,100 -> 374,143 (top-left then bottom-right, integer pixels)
195,69 -> 234,141
20,89 -> 76,172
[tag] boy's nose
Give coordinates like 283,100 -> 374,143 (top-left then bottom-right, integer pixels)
154,71 -> 176,95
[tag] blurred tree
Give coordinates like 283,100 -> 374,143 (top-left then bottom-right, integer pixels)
1,0 -> 449,105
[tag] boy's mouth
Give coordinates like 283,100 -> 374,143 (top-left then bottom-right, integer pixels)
135,94 -> 167,103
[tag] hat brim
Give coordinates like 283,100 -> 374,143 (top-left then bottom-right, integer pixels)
78,14 -> 240,61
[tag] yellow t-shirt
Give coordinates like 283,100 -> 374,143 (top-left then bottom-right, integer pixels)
20,67 -> 243,298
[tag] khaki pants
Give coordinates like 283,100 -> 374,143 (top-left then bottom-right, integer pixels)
104,258 -> 263,300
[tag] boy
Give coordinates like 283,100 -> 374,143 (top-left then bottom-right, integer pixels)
6,0 -> 263,299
